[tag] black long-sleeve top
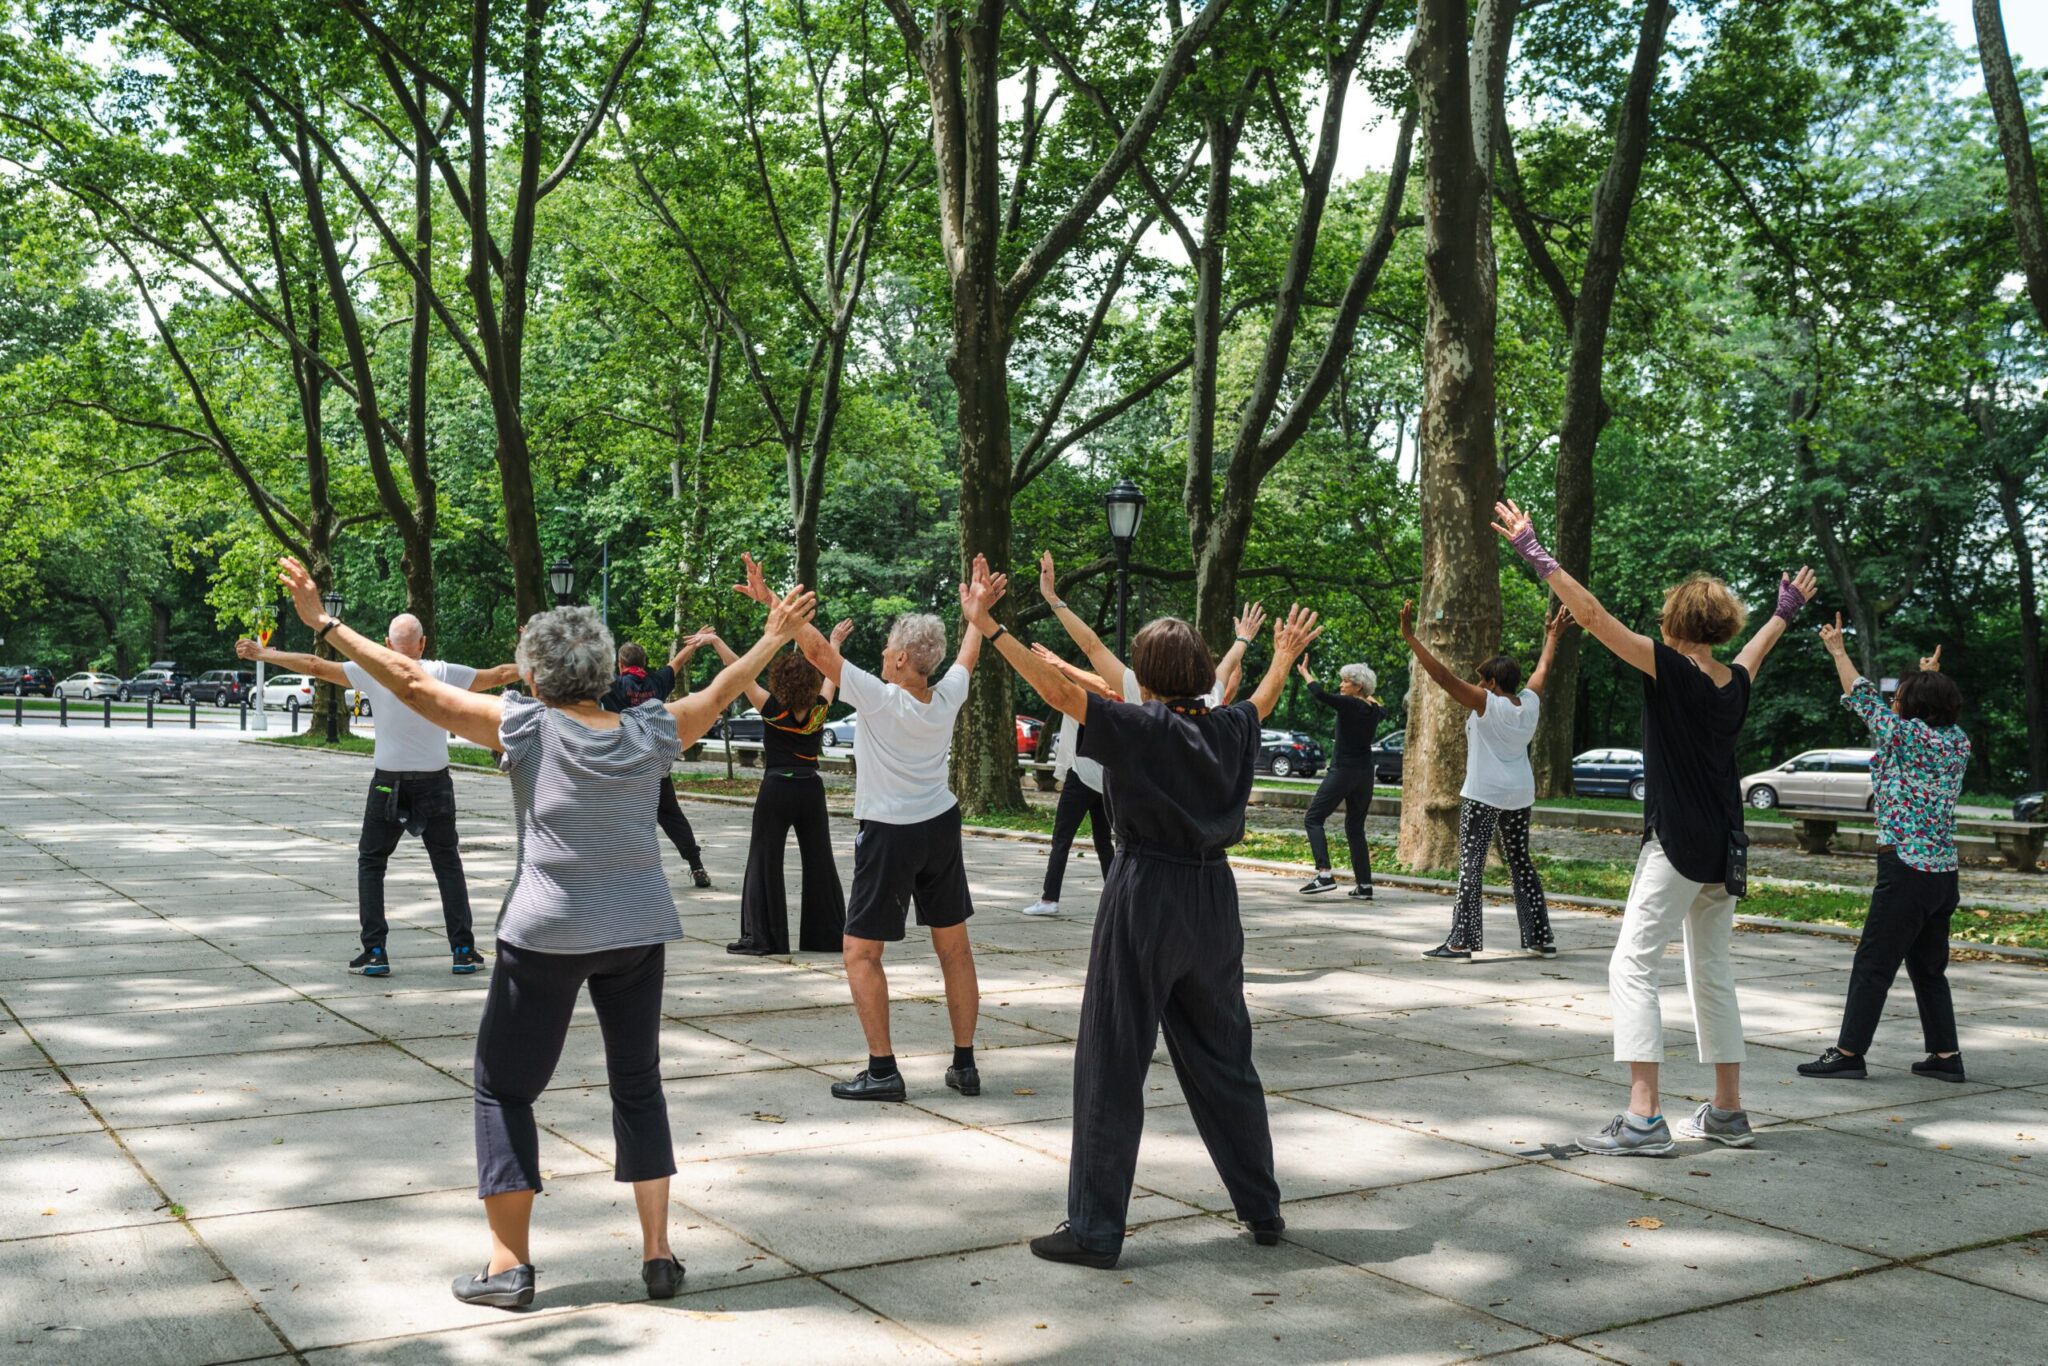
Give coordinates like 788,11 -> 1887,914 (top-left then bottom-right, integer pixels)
1308,681 -> 1383,767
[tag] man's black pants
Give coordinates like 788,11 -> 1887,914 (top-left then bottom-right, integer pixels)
1837,848 -> 1961,1056
474,940 -> 673,1197
657,774 -> 705,869
358,768 -> 473,952
1042,777 -> 1113,902
1304,764 -> 1374,888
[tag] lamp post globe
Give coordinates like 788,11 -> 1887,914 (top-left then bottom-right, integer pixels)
321,589 -> 344,620
1101,478 -> 1145,657
548,557 -> 577,605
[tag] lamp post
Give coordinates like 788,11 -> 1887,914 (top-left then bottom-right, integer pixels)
319,589 -> 345,744
548,557 -> 577,606
1102,477 -> 1145,657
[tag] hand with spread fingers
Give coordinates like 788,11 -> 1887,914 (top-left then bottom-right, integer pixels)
764,587 -> 817,644
830,619 -> 855,650
276,556 -> 327,627
1272,603 -> 1325,663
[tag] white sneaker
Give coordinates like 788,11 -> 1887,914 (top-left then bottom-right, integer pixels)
1021,899 -> 1060,917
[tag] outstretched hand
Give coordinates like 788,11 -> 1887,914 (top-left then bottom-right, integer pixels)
275,556 -> 325,628
1272,603 -> 1324,662
1398,599 -> 1415,639
960,554 -> 1009,631
732,553 -> 775,607
764,587 -> 817,644
1038,551 -> 1062,607
830,619 -> 855,650
1772,566 -> 1819,624
1295,657 -> 1313,682
1546,605 -> 1579,639
1816,612 -> 1849,657
1234,601 -> 1267,641
1489,499 -> 1532,541
1919,644 -> 1942,673
234,638 -> 261,661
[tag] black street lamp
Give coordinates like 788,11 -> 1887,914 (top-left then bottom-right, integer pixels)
319,589 -> 345,743
1102,477 -> 1145,657
548,557 -> 577,605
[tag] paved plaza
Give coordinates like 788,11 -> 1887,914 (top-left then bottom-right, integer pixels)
2,731 -> 2045,1364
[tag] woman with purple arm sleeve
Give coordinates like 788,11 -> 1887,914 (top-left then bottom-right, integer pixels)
1799,625 -> 1971,1083
1492,499 -> 1816,1158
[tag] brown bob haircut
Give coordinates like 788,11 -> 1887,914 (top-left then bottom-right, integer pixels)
618,641 -> 649,669
1659,575 -> 1748,647
768,648 -> 823,714
1130,617 -> 1216,701
1894,671 -> 1961,729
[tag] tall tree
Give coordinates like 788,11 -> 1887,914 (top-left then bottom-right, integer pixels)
1974,0 -> 2048,336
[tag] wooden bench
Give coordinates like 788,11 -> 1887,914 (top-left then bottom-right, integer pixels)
1777,807 -> 2046,871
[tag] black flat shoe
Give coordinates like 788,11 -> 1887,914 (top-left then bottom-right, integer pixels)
642,1256 -> 686,1300
945,1065 -> 981,1096
725,941 -> 773,957
1913,1053 -> 1967,1083
1797,1047 -> 1868,1079
691,867 -> 713,889
452,1263 -> 534,1309
831,1068 -> 906,1101
1420,942 -> 1473,962
1347,885 -> 1374,900
1029,1222 -> 1118,1269
1248,1215 -> 1286,1246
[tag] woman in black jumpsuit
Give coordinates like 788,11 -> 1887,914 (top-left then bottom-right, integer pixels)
960,557 -> 1324,1269
707,635 -> 848,956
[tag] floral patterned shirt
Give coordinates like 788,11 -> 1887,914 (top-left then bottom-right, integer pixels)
1842,677 -> 1969,872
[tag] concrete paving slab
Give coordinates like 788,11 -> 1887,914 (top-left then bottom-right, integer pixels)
1275,1163 -> 1877,1338
0,1222 -> 285,1364
898,1039 -> 1187,1127
0,965 -> 300,1019
402,1020 -> 793,1093
27,998 -> 375,1066
663,963 -> 858,1018
1576,1265 -> 2043,1365
0,1128 -> 171,1236
1800,1087 -> 2047,1172
0,1018 -> 46,1071
687,1000 -> 1055,1066
1918,1232 -> 2048,1305
826,1210 -> 1543,1363
1242,965 -> 1495,1018
1252,1015 -> 1517,1093
1752,1020 -> 2048,1088
318,987 -> 506,1040
1332,997 -> 1652,1063
65,1042 -> 470,1130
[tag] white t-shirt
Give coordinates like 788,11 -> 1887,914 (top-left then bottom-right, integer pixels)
344,659 -> 477,772
1121,668 -> 1223,707
1462,688 -> 1540,810
1054,712 -> 1104,792
840,661 -> 969,825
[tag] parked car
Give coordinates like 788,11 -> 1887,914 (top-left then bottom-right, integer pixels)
2015,791 -> 2044,823
1370,729 -> 1405,785
117,668 -> 189,703
819,715 -> 858,747
1,665 -> 56,697
56,671 -> 124,700
709,708 -> 765,743
187,670 -> 257,707
1014,714 -> 1044,758
1741,748 -> 1876,811
256,673 -> 317,713
1572,747 -> 1648,801
1256,729 -> 1324,778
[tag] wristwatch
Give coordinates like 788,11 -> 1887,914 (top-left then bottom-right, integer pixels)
987,624 -> 1009,644
315,615 -> 342,643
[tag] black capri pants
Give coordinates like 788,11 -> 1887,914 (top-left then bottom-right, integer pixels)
474,939 -> 673,1198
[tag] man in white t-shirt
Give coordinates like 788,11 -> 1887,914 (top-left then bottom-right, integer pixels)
239,615 -> 517,977
736,556 -> 987,1103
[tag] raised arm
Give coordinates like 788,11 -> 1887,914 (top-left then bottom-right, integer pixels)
1038,552 -> 1126,685
1816,613 -> 1861,696
1399,600 -> 1489,713
965,558 -> 1088,721
953,612 -> 986,675
668,589 -> 818,743
819,620 -> 853,703
1030,644 -> 1117,700
700,630 -> 770,710
735,552 -> 842,686
469,663 -> 521,691
1526,607 -> 1577,698
1492,499 -> 1657,678
1211,601 -> 1263,705
271,559 -> 504,750
1732,568 -> 1816,682
235,638 -> 349,687
1250,604 -> 1324,719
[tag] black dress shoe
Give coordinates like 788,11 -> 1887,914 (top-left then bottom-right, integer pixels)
642,1256 -> 686,1300
1797,1046 -> 1868,1079
1913,1053 -> 1967,1083
451,1263 -> 535,1309
1420,942 -> 1473,962
831,1068 -> 906,1101
725,940 -> 773,957
1347,885 -> 1374,900
1029,1222 -> 1118,1269
691,866 -> 713,888
945,1065 -> 981,1096
1248,1215 -> 1286,1246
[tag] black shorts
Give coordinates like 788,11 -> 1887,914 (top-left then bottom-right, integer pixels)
843,806 -> 974,942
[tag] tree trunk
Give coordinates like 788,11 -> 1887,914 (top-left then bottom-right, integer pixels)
1400,0 -> 1511,871
402,74 -> 440,651
1975,0 -> 2048,335
1995,462 -> 2047,787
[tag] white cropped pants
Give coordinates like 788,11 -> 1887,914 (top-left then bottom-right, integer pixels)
1609,839 -> 1746,1064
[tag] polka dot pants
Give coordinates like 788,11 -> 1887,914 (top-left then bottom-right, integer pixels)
1448,800 -> 1552,952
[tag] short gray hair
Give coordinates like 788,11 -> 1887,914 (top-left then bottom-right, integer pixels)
516,606 -> 615,703
1340,662 -> 1377,696
886,613 -> 947,677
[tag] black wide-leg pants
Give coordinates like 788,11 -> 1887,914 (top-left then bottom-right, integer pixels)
737,770 -> 845,953
1067,846 -> 1279,1253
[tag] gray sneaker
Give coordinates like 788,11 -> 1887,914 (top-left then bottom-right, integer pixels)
1576,1113 -> 1677,1158
1676,1101 -> 1755,1147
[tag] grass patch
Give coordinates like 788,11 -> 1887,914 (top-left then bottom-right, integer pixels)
262,731 -> 498,769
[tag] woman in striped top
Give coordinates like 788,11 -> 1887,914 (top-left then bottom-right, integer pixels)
271,554 -> 815,1311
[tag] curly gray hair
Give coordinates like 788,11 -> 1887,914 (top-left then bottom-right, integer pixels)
516,606 -> 616,703
1340,662 -> 1377,697
886,613 -> 947,677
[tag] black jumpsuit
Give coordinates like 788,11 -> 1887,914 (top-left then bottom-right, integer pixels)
733,695 -> 845,954
1066,692 -> 1281,1255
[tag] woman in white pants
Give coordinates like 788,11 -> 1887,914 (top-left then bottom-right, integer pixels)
1493,499 -> 1815,1157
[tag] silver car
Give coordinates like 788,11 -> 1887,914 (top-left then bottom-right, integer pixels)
1741,748 -> 1876,812
56,671 -> 123,700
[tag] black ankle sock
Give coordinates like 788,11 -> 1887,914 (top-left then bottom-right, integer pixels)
867,1054 -> 898,1080
952,1045 -> 975,1071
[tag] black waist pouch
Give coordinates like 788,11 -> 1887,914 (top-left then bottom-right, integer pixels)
1725,830 -> 1750,899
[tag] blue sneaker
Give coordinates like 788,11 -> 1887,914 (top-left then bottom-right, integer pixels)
451,946 -> 486,975
349,947 -> 391,977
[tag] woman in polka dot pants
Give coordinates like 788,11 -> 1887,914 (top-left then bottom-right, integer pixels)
1400,600 -> 1573,961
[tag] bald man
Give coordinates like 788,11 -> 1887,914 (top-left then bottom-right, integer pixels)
239,616 -> 518,977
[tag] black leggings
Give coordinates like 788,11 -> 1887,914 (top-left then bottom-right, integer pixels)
1837,849 -> 1959,1055
656,775 -> 704,868
1304,764 -> 1374,887
1450,800 -> 1551,951
473,940 -> 673,1198
737,770 -> 845,953
1043,777 -> 1113,902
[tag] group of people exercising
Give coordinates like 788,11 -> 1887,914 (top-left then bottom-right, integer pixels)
244,490 -> 1972,1304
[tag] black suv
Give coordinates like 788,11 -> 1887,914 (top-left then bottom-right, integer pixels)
1,666 -> 56,697
117,668 -> 189,702
187,670 -> 257,706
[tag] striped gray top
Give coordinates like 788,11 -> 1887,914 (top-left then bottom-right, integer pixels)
495,691 -> 683,954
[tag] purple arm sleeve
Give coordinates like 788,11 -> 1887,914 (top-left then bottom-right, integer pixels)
1507,525 -> 1559,580
1771,575 -> 1808,625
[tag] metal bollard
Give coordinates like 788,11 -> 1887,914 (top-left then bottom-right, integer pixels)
12,693 -> 19,726
146,695 -> 154,728
239,698 -> 247,730
102,696 -> 112,728
290,705 -> 299,734
188,696 -> 197,729
59,693 -> 67,727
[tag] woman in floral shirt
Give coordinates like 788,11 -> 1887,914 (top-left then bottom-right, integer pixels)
1800,622 -> 1972,1083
